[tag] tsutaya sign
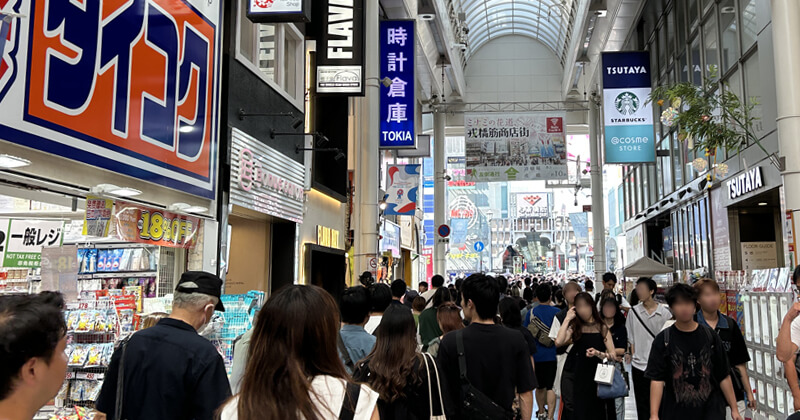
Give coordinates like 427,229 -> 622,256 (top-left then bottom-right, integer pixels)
602,52 -> 656,164
316,0 -> 365,95
0,0 -> 222,199
230,128 -> 305,223
728,167 -> 764,200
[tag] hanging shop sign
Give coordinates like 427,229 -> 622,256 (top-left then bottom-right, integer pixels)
626,224 -> 646,262
0,0 -> 222,199
379,20 -> 415,149
602,51 -> 656,164
464,113 -> 568,182
230,128 -> 305,223
2,219 -> 65,268
727,167 -> 764,200
83,196 -> 114,238
380,220 -> 401,258
399,216 -> 414,250
384,164 -> 420,216
115,202 -> 201,249
515,193 -> 551,219
247,0 -> 312,23
316,225 -> 342,250
569,213 -> 589,243
316,0 -> 365,95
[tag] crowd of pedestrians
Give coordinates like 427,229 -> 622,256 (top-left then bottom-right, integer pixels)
3,269 -> 797,420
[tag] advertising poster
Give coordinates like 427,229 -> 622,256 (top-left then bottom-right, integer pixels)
379,20 -> 415,148
3,219 -> 65,268
384,164 -> 420,216
115,202 -> 201,249
380,220 -> 401,258
626,224 -> 646,262
464,112 -> 568,182
450,218 -> 469,249
569,212 -> 589,243
515,193 -> 551,219
82,196 -> 114,237
602,51 -> 656,164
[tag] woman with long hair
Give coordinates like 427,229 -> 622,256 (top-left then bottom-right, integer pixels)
600,296 -> 628,420
353,305 -> 444,419
555,293 -> 618,420
218,285 -> 379,420
426,302 -> 464,357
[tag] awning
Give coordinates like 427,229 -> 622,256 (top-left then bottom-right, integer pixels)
622,256 -> 673,277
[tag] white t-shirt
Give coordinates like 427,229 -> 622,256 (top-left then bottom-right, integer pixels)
549,314 -> 571,396
790,316 -> 800,350
219,375 -> 379,420
364,315 -> 382,335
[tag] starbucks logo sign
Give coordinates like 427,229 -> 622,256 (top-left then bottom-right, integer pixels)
614,92 -> 640,116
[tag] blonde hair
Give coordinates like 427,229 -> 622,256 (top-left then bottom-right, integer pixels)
141,312 -> 168,329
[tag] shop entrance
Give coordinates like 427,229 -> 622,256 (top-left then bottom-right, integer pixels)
305,244 -> 346,300
226,212 -> 270,294
729,188 -> 783,270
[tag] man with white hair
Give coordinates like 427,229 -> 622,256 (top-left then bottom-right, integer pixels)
96,271 -> 231,420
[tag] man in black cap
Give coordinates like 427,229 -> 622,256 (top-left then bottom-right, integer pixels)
96,271 -> 231,420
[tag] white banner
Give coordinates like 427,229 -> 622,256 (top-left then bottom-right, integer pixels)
515,193 -> 551,219
464,113 -> 568,182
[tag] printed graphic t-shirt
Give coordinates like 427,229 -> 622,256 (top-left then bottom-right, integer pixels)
645,324 -> 730,420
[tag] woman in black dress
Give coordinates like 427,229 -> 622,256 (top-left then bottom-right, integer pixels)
555,293 -> 618,420
354,305 -> 444,419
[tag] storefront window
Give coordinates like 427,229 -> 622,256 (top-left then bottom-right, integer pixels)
744,50 -> 764,139
685,207 -> 693,268
688,0 -> 699,32
667,9 -> 676,58
672,132 -> 684,187
719,0 -> 739,73
659,22 -> 668,74
643,166 -> 650,209
236,1 -> 305,109
679,53 -> 689,82
676,0 -> 687,47
699,198 -> 709,269
703,14 -> 719,80
740,0 -> 757,52
659,136 -> 673,194
691,36 -> 703,85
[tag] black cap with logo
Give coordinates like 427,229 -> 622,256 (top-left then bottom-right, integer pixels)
175,271 -> 225,312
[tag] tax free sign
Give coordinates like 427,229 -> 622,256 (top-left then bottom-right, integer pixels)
379,20 -> 415,149
602,52 -> 656,164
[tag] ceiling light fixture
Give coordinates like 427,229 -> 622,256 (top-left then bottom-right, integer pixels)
758,202 -> 768,206
169,203 -> 209,214
0,154 -> 32,169
90,184 -> 142,197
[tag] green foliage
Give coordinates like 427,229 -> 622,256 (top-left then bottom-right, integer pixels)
646,67 -> 765,156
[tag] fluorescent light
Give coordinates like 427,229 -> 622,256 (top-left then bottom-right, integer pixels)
91,184 -> 142,197
168,203 -> 208,214
758,202 -> 768,206
179,126 -> 194,133
0,154 -> 31,169
185,206 -> 208,214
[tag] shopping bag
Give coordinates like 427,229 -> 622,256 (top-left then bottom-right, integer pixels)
594,360 -> 615,385
597,364 -> 628,400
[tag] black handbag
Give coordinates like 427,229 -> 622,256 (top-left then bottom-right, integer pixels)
456,330 -> 514,420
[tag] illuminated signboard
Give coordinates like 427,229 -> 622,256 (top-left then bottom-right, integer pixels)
379,20 -> 415,148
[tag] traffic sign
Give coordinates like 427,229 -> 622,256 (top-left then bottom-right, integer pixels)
437,224 -> 451,238
474,241 -> 485,252
368,257 -> 378,269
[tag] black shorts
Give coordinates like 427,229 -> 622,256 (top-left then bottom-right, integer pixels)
535,361 -> 557,390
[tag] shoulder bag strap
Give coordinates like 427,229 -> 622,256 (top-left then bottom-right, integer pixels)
423,354 -> 435,417
114,335 -> 132,420
456,330 -> 469,383
631,307 -> 657,339
338,381 -> 361,420
337,333 -> 355,371
429,353 -> 446,416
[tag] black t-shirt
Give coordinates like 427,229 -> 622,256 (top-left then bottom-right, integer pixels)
645,324 -> 730,420
695,313 -> 750,401
608,320 -> 628,351
436,323 -> 537,417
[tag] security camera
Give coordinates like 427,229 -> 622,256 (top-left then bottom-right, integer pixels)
380,77 -> 393,88
444,175 -> 452,181
453,43 -> 467,52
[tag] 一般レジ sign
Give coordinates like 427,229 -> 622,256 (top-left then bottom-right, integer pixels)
2,219 -> 65,268
230,128 -> 305,223
602,51 -> 656,164
0,0 -> 221,199
383,164 -> 420,216
247,0 -> 312,23
115,202 -> 201,249
464,113 -> 568,182
316,0 -> 365,95
379,20 -> 415,149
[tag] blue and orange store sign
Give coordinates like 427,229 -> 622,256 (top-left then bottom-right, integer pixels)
0,0 -> 221,199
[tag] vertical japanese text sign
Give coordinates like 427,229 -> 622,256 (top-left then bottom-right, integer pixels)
0,0 -> 222,199
602,52 -> 656,164
379,20 -> 415,149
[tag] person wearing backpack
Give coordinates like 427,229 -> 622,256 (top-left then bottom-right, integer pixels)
694,279 -> 756,419
645,284 -> 743,420
524,284 -> 560,420
436,274 -> 535,420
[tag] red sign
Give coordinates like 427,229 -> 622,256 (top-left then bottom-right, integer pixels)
115,202 -> 201,249
547,117 -> 564,133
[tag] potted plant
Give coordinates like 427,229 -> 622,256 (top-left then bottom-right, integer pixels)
647,67 -> 778,187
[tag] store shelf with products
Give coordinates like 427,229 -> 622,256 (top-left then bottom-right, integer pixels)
715,268 -> 794,419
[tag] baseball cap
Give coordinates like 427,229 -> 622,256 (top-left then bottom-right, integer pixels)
175,271 -> 225,312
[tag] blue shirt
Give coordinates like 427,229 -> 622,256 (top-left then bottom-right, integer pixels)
339,324 -> 376,373
526,305 -> 560,362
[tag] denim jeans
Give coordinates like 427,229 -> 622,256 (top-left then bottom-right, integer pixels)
614,397 -> 625,420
